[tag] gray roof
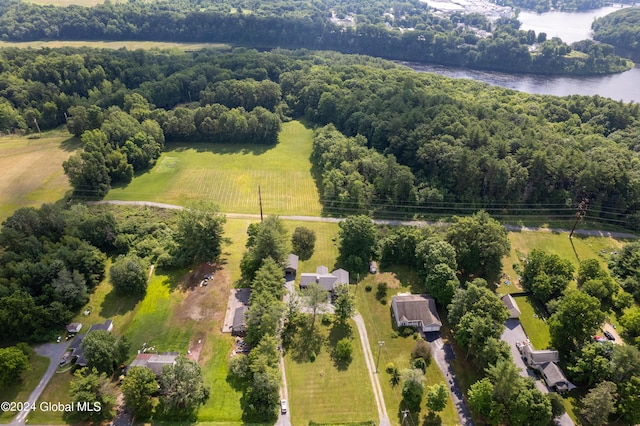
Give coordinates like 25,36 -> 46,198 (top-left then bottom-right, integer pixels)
316,265 -> 329,275
232,306 -> 248,331
71,320 -> 114,367
523,343 -> 559,365
66,322 -> 82,333
392,294 -> 442,328
331,269 -> 349,284
129,353 -> 177,376
540,362 -> 569,388
300,273 -> 318,287
501,294 -> 521,318
88,319 -> 113,333
299,266 -> 349,291
318,275 -> 338,292
285,254 -> 299,272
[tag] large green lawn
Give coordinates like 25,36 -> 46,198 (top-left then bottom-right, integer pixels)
106,120 -> 323,216
284,318 -> 378,425
355,273 -> 460,426
0,131 -> 79,222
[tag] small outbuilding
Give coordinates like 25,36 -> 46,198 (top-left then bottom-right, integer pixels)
391,293 -> 442,332
285,254 -> 299,278
66,323 -> 82,333
128,352 -> 178,376
501,294 -> 521,319
232,306 -> 249,337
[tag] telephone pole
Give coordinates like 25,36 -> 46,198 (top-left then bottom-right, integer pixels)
569,198 -> 588,239
258,185 -> 263,222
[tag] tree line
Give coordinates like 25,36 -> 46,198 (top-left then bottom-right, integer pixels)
0,0 -> 631,75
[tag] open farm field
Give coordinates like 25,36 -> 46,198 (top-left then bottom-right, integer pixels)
0,133 -> 79,222
105,121 -> 322,216
355,273 -> 459,426
0,40 -> 228,51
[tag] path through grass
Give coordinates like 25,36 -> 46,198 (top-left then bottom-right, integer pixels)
106,120 -> 322,216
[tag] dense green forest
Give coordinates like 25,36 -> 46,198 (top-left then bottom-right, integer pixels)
0,0 -> 631,75
592,8 -> 640,52
1,47 -> 640,228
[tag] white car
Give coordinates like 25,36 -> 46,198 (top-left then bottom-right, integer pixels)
280,399 -> 288,414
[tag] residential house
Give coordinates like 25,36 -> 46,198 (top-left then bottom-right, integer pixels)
520,341 -> 572,392
391,293 -> 442,332
128,352 -> 179,376
501,294 -> 521,319
299,266 -> 349,292
232,305 -> 248,337
70,319 -> 113,367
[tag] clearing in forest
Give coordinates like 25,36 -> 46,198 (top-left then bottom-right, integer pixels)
105,120 -> 323,216
0,132 -> 79,222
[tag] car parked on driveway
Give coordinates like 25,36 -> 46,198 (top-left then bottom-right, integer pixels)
604,331 -> 615,341
280,399 -> 288,414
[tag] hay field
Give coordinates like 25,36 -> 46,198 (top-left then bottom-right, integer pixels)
0,133 -> 79,222
105,120 -> 323,216
0,40 -> 228,51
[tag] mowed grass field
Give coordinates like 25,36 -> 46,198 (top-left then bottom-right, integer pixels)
0,353 -> 49,424
0,132 -> 79,222
106,120 -> 323,216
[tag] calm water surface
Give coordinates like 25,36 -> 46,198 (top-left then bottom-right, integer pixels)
402,5 -> 640,103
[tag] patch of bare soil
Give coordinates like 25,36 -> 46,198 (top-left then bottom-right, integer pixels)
186,336 -> 205,362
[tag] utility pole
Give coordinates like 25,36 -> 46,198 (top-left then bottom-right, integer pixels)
569,198 -> 588,239
258,185 -> 263,222
401,409 -> 409,426
375,341 -> 384,373
33,118 -> 41,134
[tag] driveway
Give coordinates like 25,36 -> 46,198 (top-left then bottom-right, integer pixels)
424,332 -> 474,426
10,341 -> 71,426
500,319 -> 574,426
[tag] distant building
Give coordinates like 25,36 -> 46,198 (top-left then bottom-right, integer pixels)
391,294 -> 442,332
66,323 -> 82,333
299,266 -> 349,292
501,294 -> 521,319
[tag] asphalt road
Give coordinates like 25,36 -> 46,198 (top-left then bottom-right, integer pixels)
10,341 -> 70,426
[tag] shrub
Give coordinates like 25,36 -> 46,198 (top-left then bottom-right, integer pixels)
412,357 -> 427,373
400,326 -> 415,337
390,331 -> 399,339
335,338 -> 353,361
385,362 -> 396,374
412,339 -> 432,362
365,284 -> 372,292
321,314 -> 332,326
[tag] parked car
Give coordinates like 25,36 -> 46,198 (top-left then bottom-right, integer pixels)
604,331 -> 615,341
369,261 -> 378,274
280,399 -> 288,414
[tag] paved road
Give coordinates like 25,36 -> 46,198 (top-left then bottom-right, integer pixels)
424,333 -> 474,426
353,314 -> 391,426
87,201 -> 639,239
10,341 -> 71,426
500,319 -> 574,426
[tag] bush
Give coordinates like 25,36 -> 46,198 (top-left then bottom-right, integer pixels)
411,339 -> 432,363
412,357 -> 427,373
365,284 -> 372,292
399,326 -> 415,337
390,331 -> 399,339
335,338 -> 353,361
376,282 -> 388,301
385,362 -> 396,374
321,314 -> 332,326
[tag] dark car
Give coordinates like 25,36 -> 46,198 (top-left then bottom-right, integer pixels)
604,331 -> 615,341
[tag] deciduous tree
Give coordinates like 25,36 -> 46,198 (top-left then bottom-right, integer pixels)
291,226 -> 316,261
69,367 -> 115,421
121,366 -> 157,419
109,254 -> 148,295
160,356 -> 209,417
425,383 -> 448,414
174,201 -> 226,267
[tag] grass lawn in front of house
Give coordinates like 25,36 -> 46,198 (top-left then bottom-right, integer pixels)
513,295 -> 551,349
284,317 -> 378,426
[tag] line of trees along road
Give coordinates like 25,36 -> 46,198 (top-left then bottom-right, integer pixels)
0,0 -> 631,75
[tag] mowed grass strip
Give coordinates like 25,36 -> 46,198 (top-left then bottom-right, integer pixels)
0,40 -> 229,50
106,120 -> 322,216
0,134 -> 79,221
355,274 -> 459,426
513,296 -> 551,349
284,319 -> 377,425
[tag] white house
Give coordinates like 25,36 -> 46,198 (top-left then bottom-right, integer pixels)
501,294 -> 521,319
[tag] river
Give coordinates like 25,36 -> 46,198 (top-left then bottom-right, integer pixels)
405,5 -> 640,103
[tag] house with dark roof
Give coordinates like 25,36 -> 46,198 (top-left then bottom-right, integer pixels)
232,305 -> 248,337
501,294 -> 521,319
391,293 -> 442,332
299,266 -> 349,292
70,320 -> 114,367
285,254 -> 299,279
